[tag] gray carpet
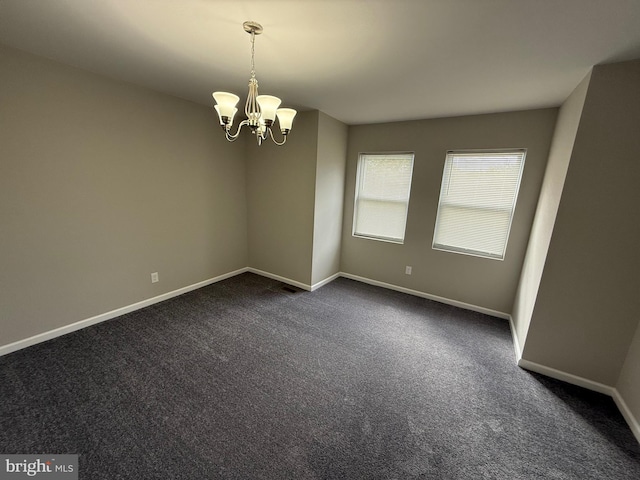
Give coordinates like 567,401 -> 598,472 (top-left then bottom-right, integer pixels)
1,272 -> 639,479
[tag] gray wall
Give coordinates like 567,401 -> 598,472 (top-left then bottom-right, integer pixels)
522,60 -> 640,387
341,109 -> 558,314
511,73 -> 591,354
245,110 -> 348,288
311,112 -> 348,286
245,111 -> 319,286
0,45 -> 248,347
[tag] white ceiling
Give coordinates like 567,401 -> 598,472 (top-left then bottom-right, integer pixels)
2,0 -> 640,125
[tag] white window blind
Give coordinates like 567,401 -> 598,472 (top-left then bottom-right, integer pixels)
432,149 -> 526,260
353,153 -> 414,243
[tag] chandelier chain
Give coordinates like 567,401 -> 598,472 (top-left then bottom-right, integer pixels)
250,30 -> 256,79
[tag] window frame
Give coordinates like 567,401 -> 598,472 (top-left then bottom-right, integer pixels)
352,151 -> 415,244
432,148 -> 527,260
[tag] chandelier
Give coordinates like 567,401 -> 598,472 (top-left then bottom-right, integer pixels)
212,21 -> 297,146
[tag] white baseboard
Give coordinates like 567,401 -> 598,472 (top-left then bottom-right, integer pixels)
518,358 -> 640,444
245,268 -> 342,292
248,269 -> 511,320
246,268 -> 312,291
507,315 -> 523,362
1,269 -> 508,357
612,389 -> 640,444
0,267 -> 249,357
0,267 -> 334,357
517,358 -> 614,396
339,272 -> 510,319
311,272 -> 341,291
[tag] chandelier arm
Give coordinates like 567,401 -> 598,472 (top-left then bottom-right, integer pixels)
224,131 -> 241,142
225,119 -> 250,140
267,127 -> 288,146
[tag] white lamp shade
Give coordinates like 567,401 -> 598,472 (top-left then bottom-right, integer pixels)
256,95 -> 282,123
214,105 -> 237,125
212,92 -> 240,121
276,108 -> 297,132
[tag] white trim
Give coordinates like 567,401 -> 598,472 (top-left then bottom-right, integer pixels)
507,315 -> 523,362
311,272 -> 341,291
339,272 -> 510,319
247,268 -> 311,291
518,358 -> 640,444
0,268 -> 249,357
612,389 -> 640,444
0,269 -> 508,357
517,358 -> 614,396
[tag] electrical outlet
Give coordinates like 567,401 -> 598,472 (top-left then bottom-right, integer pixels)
151,272 -> 159,283
405,266 -> 412,275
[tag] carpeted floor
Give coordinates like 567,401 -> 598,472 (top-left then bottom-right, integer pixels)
1,272 -> 639,479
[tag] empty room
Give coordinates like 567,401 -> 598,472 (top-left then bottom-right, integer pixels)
1,1 -> 639,478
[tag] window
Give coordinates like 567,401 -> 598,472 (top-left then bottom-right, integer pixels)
353,152 -> 415,243
432,149 -> 526,260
